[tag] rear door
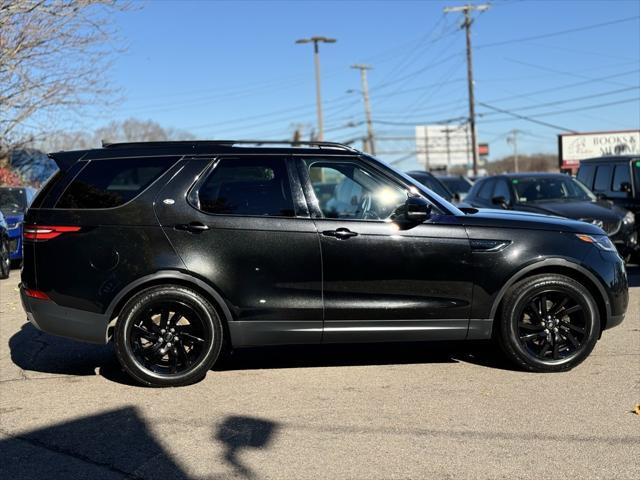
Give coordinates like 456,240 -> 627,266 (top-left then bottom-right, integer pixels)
155,156 -> 323,346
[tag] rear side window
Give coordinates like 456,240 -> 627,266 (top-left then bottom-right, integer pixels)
194,157 -> 295,217
576,164 -> 595,189
56,157 -> 175,209
593,165 -> 612,192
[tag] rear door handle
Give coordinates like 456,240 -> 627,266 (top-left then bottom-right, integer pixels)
322,228 -> 358,240
174,222 -> 209,233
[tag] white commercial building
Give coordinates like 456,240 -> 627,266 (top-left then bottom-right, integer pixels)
415,123 -> 472,171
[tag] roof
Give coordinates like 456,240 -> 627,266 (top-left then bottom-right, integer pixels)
579,155 -> 639,163
48,140 -> 362,171
487,172 -> 569,179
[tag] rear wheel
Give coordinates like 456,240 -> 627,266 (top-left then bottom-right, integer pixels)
0,239 -> 10,279
114,285 -> 223,387
498,274 -> 600,372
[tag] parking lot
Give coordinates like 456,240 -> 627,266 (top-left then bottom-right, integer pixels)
0,268 -> 638,480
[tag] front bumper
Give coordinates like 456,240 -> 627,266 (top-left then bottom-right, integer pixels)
611,222 -> 638,258
7,226 -> 22,260
20,285 -> 110,344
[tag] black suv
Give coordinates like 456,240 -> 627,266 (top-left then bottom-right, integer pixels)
463,173 -> 637,260
21,141 -> 628,386
577,155 -> 640,258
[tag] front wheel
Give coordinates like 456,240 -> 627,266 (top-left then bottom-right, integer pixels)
0,238 -> 10,279
114,285 -> 223,387
498,274 -> 600,372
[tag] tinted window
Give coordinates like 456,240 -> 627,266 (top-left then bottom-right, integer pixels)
577,164 -> 595,189
56,157 -> 174,209
493,180 -> 511,201
440,177 -> 472,193
512,176 -> 595,202
593,165 -> 612,192
0,188 -> 27,215
195,158 -> 295,217
477,179 -> 495,200
408,173 -> 452,200
612,164 -> 631,191
307,160 -> 407,220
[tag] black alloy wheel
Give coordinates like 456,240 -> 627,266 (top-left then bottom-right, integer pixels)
114,285 -> 223,387
130,301 -> 208,375
516,290 -> 587,362
498,274 -> 600,372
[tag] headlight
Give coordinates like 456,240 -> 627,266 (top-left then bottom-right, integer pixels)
576,234 -> 617,251
623,211 -> 635,225
7,221 -> 21,229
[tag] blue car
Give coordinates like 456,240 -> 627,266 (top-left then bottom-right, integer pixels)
0,186 -> 37,268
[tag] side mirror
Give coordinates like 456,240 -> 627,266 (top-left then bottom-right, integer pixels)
620,182 -> 632,195
491,195 -> 509,209
392,196 -> 432,229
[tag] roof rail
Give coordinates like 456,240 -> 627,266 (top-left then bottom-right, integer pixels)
101,139 -> 360,152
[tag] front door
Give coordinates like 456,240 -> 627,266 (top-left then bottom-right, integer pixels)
155,156 -> 322,346
296,156 -> 473,343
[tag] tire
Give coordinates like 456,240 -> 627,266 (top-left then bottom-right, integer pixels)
10,259 -> 22,270
0,239 -> 10,279
114,285 -> 224,387
497,274 -> 600,372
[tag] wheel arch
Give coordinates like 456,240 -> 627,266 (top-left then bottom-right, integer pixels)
105,270 -> 234,342
489,258 -> 611,334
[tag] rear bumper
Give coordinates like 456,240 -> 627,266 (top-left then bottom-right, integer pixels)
20,285 -> 110,344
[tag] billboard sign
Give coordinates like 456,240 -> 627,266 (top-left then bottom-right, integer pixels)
559,130 -> 640,171
415,123 -> 471,170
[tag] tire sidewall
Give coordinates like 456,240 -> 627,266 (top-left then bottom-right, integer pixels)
115,286 -> 223,387
502,275 -> 600,371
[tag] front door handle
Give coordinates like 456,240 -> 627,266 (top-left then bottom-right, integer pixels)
174,222 -> 209,233
322,228 -> 358,240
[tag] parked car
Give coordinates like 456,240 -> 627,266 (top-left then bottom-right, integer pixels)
463,173 -> 637,260
577,155 -> 640,260
436,175 -> 474,201
0,186 -> 37,267
21,141 -> 628,386
0,211 -> 10,279
406,170 -> 456,202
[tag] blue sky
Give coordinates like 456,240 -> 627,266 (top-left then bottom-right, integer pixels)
91,0 -> 639,168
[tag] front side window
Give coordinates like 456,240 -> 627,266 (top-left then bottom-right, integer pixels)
477,179 -> 495,200
306,160 -> 407,221
493,180 -> 511,201
612,164 -> 631,191
195,157 -> 295,217
56,157 -> 175,209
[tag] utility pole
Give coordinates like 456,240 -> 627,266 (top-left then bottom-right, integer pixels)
441,123 -> 455,173
444,3 -> 490,176
351,64 -> 376,155
295,36 -> 336,141
507,129 -> 520,173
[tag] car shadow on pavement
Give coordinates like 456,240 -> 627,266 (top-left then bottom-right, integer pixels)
8,322 -> 519,387
0,406 -> 276,479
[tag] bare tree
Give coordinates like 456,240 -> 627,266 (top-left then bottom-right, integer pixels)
0,0 -> 128,156
37,118 -> 196,152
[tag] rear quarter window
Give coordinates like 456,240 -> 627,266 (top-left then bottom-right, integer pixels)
56,157 -> 176,209
576,164 -> 595,190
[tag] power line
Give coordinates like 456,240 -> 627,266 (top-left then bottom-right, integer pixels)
476,15 -> 640,49
480,86 -> 640,117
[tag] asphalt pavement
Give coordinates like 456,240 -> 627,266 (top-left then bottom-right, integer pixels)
1,267 -> 639,479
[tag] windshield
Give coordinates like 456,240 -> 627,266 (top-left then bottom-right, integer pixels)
512,176 -> 596,203
0,188 -> 27,215
440,177 -> 472,193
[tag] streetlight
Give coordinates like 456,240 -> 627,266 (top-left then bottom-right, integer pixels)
295,36 -> 336,141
